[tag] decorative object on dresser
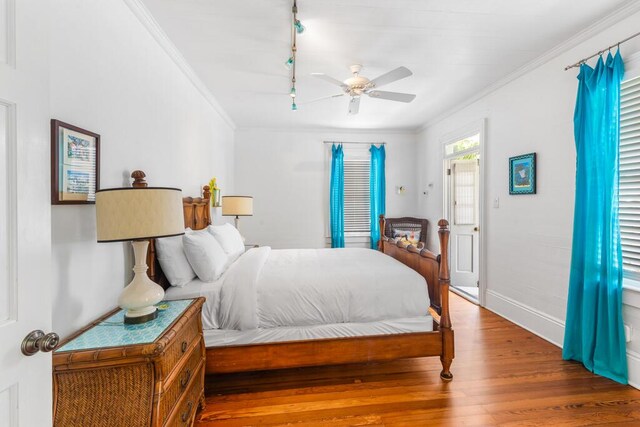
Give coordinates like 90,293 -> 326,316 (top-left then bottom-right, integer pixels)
51,119 -> 100,205
208,177 -> 221,207
221,195 -> 253,238
139,170 -> 454,381
53,298 -> 206,427
95,170 -> 184,324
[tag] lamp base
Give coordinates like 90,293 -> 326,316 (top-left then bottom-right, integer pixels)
118,240 -> 165,325
234,216 -> 246,243
124,308 -> 158,325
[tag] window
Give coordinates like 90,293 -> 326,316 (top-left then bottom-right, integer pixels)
343,157 -> 371,233
444,134 -> 480,157
620,75 -> 640,277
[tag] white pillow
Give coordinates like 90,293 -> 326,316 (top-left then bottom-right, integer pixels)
155,235 -> 196,287
208,223 -> 245,261
182,229 -> 229,282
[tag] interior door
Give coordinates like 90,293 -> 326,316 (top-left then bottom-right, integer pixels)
0,1 -> 53,426
449,159 -> 480,288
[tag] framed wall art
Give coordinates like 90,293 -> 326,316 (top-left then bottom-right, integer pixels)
509,152 -> 536,195
51,119 -> 100,204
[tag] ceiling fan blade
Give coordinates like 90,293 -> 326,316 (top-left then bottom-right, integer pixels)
299,93 -> 345,105
312,73 -> 347,88
348,97 -> 360,115
369,66 -> 412,88
367,90 -> 416,103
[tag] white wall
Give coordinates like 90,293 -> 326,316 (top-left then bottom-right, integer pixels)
50,0 -> 235,338
234,129 -> 418,249
417,10 -> 640,386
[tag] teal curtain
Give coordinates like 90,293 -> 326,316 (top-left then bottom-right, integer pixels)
330,144 -> 344,248
370,145 -> 386,249
563,51 -> 627,384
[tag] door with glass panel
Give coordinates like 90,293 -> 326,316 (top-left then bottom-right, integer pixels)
0,1 -> 53,425
443,133 -> 481,302
449,159 -> 480,289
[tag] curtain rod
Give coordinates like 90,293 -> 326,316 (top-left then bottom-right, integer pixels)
565,31 -> 640,71
323,141 -> 386,145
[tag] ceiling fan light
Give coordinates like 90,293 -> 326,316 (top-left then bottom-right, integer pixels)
294,19 -> 305,34
289,87 -> 296,98
284,57 -> 294,70
291,101 -> 298,111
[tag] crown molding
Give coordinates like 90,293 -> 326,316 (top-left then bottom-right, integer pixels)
416,0 -> 640,133
235,125 -> 418,135
122,0 -> 236,131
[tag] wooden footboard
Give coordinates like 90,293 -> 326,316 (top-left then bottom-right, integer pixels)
379,215 -> 454,380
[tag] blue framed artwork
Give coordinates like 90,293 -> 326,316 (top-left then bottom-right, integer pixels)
509,153 -> 536,195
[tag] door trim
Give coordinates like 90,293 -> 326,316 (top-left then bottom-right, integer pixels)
440,119 -> 486,306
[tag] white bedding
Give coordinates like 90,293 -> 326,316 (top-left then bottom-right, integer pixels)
165,247 -> 431,343
164,278 -> 223,329
203,317 -> 434,347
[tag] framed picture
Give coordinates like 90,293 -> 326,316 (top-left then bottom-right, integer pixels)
51,120 -> 100,204
509,152 -> 536,195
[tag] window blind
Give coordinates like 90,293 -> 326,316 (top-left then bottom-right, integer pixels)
344,158 -> 371,233
452,160 -> 477,225
620,75 -> 640,276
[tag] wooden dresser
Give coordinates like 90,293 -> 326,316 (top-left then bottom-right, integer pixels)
52,298 -> 205,427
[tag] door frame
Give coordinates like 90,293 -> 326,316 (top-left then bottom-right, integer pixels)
441,119 -> 487,306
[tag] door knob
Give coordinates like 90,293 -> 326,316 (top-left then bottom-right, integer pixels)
473,226 -> 479,231
21,330 -> 59,356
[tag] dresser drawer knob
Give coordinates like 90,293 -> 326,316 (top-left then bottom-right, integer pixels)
181,341 -> 188,353
181,401 -> 194,423
180,368 -> 192,389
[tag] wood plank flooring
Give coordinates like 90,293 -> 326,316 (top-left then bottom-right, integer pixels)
195,293 -> 640,426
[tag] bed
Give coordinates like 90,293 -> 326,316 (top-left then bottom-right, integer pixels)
137,172 -> 454,380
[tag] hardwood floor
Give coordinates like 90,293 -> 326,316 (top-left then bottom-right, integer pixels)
195,293 -> 640,426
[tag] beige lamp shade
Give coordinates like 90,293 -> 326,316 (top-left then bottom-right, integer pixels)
95,187 -> 185,242
222,196 -> 253,216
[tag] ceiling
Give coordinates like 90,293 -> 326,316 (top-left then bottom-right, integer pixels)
142,0 -> 631,130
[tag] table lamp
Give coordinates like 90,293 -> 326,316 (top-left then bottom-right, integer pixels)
95,177 -> 184,324
222,195 -> 253,237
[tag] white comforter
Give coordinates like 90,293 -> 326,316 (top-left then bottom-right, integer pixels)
217,247 -> 429,331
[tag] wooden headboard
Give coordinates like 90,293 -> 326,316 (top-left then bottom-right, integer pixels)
129,171 -> 212,289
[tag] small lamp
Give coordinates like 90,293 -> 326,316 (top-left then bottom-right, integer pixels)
95,175 -> 184,324
222,196 -> 253,237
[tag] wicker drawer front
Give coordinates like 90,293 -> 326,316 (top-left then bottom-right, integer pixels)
158,312 -> 201,379
54,363 -> 154,427
165,366 -> 204,427
157,338 -> 205,424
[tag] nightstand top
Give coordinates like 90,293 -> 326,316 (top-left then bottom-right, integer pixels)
56,299 -> 193,352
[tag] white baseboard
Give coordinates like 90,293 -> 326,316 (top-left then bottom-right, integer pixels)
484,289 -> 640,389
485,289 -> 565,347
628,350 -> 640,389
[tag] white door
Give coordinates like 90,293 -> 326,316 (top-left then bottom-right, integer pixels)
0,1 -> 53,426
449,159 -> 480,288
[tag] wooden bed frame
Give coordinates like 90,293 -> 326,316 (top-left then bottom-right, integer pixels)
135,171 -> 454,380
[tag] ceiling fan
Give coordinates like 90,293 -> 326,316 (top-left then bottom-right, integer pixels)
308,65 -> 416,115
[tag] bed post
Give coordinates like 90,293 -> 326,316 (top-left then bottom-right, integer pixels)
378,214 -> 386,251
438,219 -> 454,381
203,185 -> 212,226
